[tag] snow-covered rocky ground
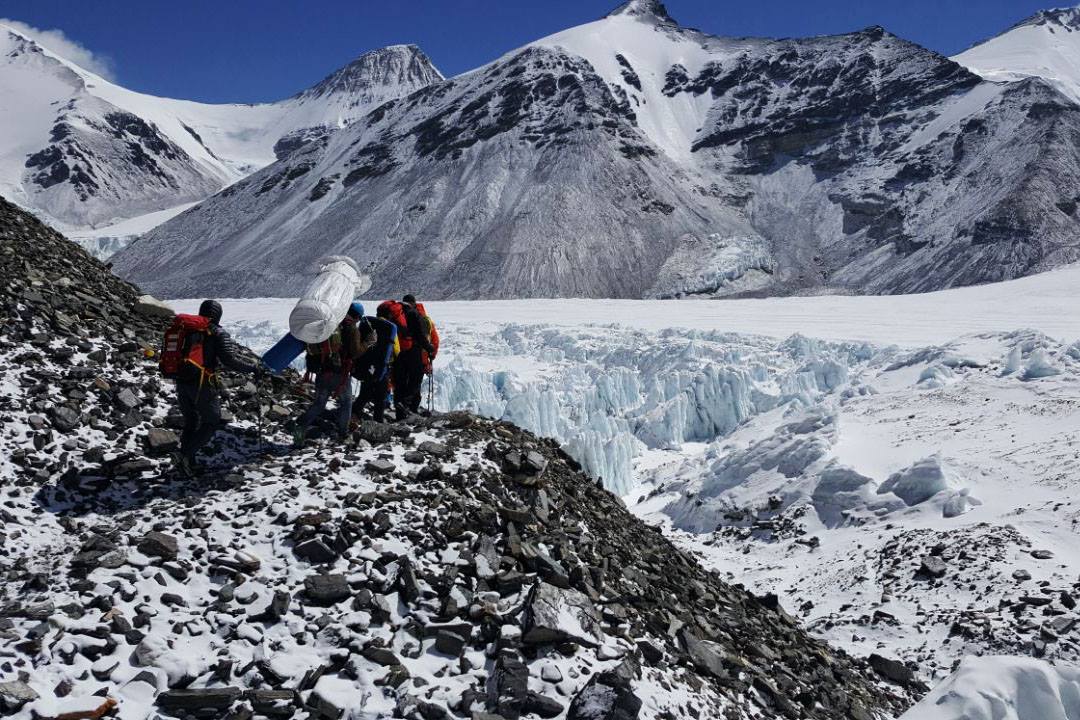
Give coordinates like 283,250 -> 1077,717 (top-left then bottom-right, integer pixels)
178,263 -> 1080,694
4,198 -> 911,720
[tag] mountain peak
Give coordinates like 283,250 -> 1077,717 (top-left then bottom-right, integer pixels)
1013,7 -> 1080,33
300,44 -> 443,101
606,0 -> 677,25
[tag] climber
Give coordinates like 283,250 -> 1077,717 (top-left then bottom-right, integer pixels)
352,312 -> 398,423
394,294 -> 436,416
293,302 -> 367,446
160,299 -> 265,478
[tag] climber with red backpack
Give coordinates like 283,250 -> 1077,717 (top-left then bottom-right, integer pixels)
396,294 -> 437,416
292,302 -> 368,446
160,299 -> 265,478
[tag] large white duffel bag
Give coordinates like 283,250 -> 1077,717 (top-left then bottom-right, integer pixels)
288,257 -> 372,344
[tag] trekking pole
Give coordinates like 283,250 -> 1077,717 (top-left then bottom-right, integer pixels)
429,367 -> 435,412
256,375 -> 265,456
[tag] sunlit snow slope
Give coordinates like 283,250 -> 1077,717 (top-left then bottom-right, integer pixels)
954,8 -> 1080,103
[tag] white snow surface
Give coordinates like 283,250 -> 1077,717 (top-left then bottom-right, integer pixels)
954,9 -> 1080,103
530,14 -> 716,162
898,656 -> 1080,720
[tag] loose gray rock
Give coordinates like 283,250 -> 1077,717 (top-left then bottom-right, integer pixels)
418,440 -> 451,459
307,689 -> 344,720
434,630 -> 468,656
157,687 -> 242,711
366,458 -> 396,474
146,428 -> 180,454
869,653 -> 919,689
0,681 -> 38,712
134,294 -> 176,319
489,650 -> 529,720
361,645 -> 401,666
523,450 -> 548,475
50,405 -> 80,432
524,691 -> 564,719
0,600 -> 55,620
115,388 -> 140,410
250,689 -> 297,718
295,538 -> 337,564
138,531 -> 179,561
304,574 -> 350,606
522,582 -> 603,648
680,629 -> 730,679
567,671 -> 642,720
358,421 -> 393,445
919,556 -> 947,579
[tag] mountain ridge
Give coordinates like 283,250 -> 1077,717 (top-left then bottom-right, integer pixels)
112,6 -> 1080,300
0,22 -> 443,237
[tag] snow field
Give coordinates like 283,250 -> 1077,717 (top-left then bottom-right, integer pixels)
901,655 -> 1080,720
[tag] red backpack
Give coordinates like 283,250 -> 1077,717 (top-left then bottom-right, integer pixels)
160,314 -> 213,381
377,300 -> 413,351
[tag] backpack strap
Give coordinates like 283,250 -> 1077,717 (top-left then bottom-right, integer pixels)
184,328 -> 217,389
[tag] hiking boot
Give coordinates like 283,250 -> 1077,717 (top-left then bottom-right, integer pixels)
172,452 -> 197,479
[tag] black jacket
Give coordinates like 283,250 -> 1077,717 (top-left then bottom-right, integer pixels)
178,324 -> 256,385
403,304 -> 435,354
353,317 -> 396,381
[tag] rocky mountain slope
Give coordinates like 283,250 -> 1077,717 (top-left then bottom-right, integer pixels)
0,196 -> 910,718
113,0 -> 1080,299
0,22 -> 442,240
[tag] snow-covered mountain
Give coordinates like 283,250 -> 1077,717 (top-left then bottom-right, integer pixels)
954,8 -> 1080,102
0,21 -> 442,240
113,0 -> 1080,299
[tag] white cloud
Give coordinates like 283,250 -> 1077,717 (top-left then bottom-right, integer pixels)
0,18 -> 116,80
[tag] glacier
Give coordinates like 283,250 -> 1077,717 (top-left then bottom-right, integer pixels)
203,303 -> 869,496
174,289 -> 1080,691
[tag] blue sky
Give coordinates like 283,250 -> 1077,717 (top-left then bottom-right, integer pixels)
1,0 -> 1064,103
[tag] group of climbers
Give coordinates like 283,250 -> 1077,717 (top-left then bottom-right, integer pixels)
159,296 -> 438,477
